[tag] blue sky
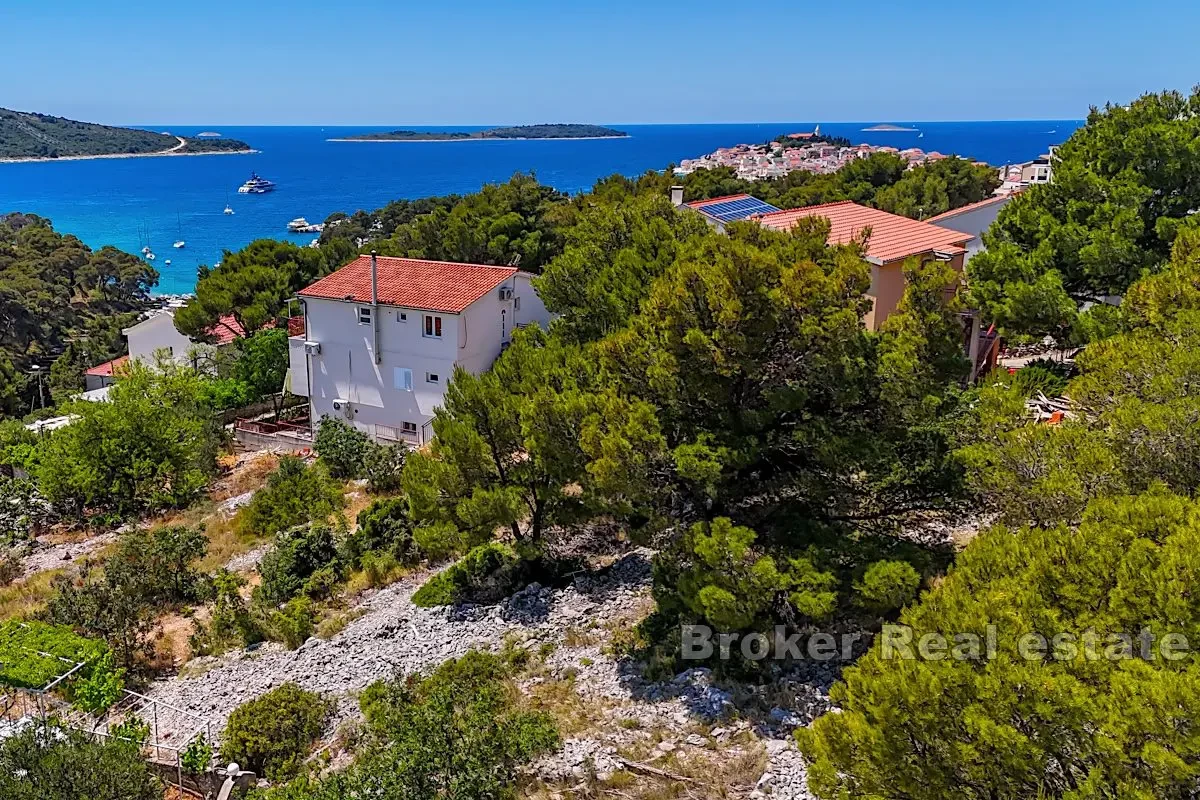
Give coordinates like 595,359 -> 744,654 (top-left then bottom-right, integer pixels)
2,0 -> 1196,124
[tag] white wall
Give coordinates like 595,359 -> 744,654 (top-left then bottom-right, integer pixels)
124,312 -> 197,367
303,297 -> 460,442
929,197 -> 1011,263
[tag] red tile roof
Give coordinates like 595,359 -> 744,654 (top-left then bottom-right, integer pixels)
758,201 -> 972,263
206,315 -> 248,345
85,355 -> 129,377
298,256 -> 516,313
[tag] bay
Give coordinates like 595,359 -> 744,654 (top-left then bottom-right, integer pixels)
0,121 -> 1080,294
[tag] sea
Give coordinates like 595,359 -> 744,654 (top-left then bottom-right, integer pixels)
0,121 -> 1081,295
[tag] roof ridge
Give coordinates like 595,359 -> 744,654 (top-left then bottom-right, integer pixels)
924,195 -> 1011,223
352,254 -> 517,272
760,199 -> 857,217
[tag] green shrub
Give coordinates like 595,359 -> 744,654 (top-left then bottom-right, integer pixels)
239,456 -> 345,539
853,560 -> 921,614
181,733 -> 214,775
313,417 -> 371,479
0,478 -> 52,546
108,524 -> 209,605
0,726 -> 162,800
109,716 -> 150,746
411,542 -> 525,607
267,597 -> 315,649
69,651 -> 125,712
222,683 -> 332,781
350,497 -> 415,562
256,523 -> 343,606
363,442 -> 406,493
192,570 -> 261,655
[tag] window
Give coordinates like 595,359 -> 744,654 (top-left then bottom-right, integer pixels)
358,307 -> 372,325
424,314 -> 443,338
394,368 -> 413,391
402,421 -> 418,434
513,296 -> 521,311
426,372 -> 440,384
397,311 -> 407,322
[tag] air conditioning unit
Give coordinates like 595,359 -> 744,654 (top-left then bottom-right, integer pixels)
303,340 -> 321,355
498,287 -> 514,301
331,398 -> 353,420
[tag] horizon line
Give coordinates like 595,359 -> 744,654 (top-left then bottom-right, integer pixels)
120,118 -> 1088,128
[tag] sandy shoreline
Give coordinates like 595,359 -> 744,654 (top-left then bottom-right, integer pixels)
0,148 -> 258,165
326,135 -> 630,143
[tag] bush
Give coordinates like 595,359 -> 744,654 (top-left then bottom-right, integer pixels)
222,683 -> 332,781
256,523 -> 343,606
267,597 -> 315,649
363,442 -> 406,492
350,497 -> 416,562
0,478 -> 52,546
70,651 -> 125,712
239,456 -> 345,539
0,726 -> 162,800
313,417 -> 371,479
0,620 -> 111,691
107,525 -> 209,605
192,570 -> 261,655
411,542 -> 525,607
853,560 -> 921,614
181,733 -> 214,775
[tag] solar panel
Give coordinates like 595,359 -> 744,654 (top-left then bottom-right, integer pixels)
695,196 -> 781,223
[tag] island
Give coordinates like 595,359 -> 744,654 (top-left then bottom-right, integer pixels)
861,123 -> 920,132
0,108 -> 255,162
331,123 -> 629,142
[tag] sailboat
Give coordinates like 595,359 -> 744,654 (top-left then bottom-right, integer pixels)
173,213 -> 186,249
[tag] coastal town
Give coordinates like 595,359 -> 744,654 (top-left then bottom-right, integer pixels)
674,126 -> 1056,192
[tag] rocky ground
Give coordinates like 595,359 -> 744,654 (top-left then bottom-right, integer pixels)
142,551 -> 835,798
19,530 -> 117,578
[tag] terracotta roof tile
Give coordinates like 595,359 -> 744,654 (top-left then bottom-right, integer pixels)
298,255 -> 516,313
758,201 -> 972,263
85,355 -> 129,377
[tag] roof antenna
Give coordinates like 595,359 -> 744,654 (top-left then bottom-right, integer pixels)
507,253 -> 522,268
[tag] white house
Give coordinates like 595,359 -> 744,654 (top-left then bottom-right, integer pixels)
289,253 -> 552,445
85,307 -> 254,392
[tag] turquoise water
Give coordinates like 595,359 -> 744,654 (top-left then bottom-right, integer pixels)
0,121 -> 1079,294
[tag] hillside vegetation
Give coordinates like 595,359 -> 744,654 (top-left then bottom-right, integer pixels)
0,108 -> 251,159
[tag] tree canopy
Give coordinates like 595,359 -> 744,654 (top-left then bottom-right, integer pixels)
0,213 -> 155,416
968,89 -> 1200,339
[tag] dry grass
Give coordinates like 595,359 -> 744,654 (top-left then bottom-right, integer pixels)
0,569 -> 62,621
210,451 -> 281,502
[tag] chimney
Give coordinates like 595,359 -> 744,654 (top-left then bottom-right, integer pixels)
670,185 -> 685,207
370,250 -> 379,306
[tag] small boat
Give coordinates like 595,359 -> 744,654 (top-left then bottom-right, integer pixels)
287,217 -> 312,232
172,214 -> 185,248
224,205 -> 235,215
141,246 -> 151,254
146,252 -> 156,261
164,259 -> 172,265
174,241 -> 186,248
237,172 -> 276,194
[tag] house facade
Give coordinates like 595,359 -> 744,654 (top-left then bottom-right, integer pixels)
926,193 -> 1016,264
289,254 -> 552,445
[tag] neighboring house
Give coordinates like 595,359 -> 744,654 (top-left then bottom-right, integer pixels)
673,188 -> 781,231
84,308 -> 257,389
289,254 -> 552,445
926,193 -> 1016,263
757,201 -> 973,330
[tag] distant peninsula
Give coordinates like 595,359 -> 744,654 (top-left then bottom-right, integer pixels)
0,108 -> 255,162
331,124 -> 629,142
861,123 -> 919,132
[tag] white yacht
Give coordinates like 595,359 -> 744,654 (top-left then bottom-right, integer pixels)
224,205 -> 235,215
287,217 -> 311,232
173,241 -> 185,249
237,172 -> 276,194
